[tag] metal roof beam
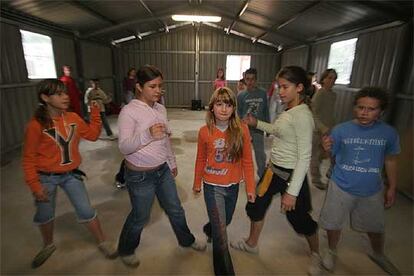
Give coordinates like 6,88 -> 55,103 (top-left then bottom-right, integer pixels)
254,1 -> 323,41
204,5 -> 306,44
226,0 -> 249,34
139,0 -> 169,31
70,1 -> 116,25
351,0 -> 412,21
81,5 -> 188,38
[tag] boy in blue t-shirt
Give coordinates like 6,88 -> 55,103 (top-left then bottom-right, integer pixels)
319,87 -> 400,275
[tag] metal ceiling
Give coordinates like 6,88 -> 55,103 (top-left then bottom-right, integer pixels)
1,0 -> 412,50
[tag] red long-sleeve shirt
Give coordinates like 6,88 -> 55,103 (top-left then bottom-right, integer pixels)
193,123 -> 255,195
22,106 -> 101,194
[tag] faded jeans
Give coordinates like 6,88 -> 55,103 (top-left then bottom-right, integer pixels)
118,163 -> 195,256
203,183 -> 239,276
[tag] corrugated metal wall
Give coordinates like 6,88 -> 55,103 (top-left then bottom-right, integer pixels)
281,46 -> 309,68
115,25 -> 281,107
1,22 -> 114,161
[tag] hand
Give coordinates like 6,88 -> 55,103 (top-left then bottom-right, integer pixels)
192,187 -> 202,196
33,188 -> 49,202
247,193 -> 256,203
384,187 -> 396,208
149,123 -> 167,140
321,135 -> 334,152
281,193 -> 296,212
171,167 -> 178,177
242,113 -> 257,127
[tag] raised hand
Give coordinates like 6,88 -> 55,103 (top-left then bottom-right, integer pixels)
242,113 -> 258,127
149,123 -> 167,140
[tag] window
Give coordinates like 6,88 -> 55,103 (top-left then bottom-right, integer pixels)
225,55 -> 251,81
20,30 -> 57,79
327,38 -> 357,85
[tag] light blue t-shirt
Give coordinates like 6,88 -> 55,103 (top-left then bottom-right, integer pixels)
331,120 -> 400,197
237,87 -> 269,134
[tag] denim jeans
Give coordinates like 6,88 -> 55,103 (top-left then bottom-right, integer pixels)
118,163 -> 195,256
250,131 -> 266,179
34,172 -> 96,224
100,112 -> 113,136
203,183 -> 239,276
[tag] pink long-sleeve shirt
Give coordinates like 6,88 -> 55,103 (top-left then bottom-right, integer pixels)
118,99 -> 176,169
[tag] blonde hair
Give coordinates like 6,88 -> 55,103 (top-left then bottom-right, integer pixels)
206,87 -> 243,161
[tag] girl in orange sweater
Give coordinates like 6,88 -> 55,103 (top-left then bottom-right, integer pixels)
193,87 -> 256,275
22,79 -> 117,268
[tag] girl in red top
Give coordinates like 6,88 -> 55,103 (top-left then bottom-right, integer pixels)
193,87 -> 256,275
22,79 -> 117,268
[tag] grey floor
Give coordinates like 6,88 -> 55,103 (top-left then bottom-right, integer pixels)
1,108 -> 413,275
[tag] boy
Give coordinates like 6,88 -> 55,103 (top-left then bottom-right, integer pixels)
86,79 -> 117,140
320,87 -> 400,275
237,68 -> 269,179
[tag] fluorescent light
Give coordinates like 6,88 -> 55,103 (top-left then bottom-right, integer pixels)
112,35 -> 136,44
172,15 -> 221,22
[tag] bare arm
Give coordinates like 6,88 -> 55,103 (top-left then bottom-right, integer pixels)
384,155 -> 398,208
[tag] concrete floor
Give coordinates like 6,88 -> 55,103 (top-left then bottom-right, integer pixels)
1,108 -> 413,275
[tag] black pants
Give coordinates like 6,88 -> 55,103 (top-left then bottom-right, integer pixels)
246,165 -> 317,236
115,160 -> 125,183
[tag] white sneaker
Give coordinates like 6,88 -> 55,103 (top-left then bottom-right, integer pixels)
368,253 -> 401,275
230,238 -> 259,254
190,239 -> 207,251
308,252 -> 323,276
121,254 -> 140,267
98,241 -> 118,259
108,134 -> 117,141
321,249 -> 337,271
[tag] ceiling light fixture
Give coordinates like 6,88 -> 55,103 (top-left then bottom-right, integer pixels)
172,15 -> 221,22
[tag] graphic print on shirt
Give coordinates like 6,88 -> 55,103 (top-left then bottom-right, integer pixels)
340,137 -> 386,174
44,124 -> 76,165
245,98 -> 263,116
205,138 -> 231,176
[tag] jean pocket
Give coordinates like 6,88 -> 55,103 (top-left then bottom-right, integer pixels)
126,171 -> 146,184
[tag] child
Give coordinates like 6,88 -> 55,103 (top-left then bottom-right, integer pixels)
236,78 -> 246,95
237,68 -> 269,179
231,66 -> 322,275
213,67 -> 227,90
310,69 -> 337,189
22,79 -> 117,268
117,65 -> 206,268
193,87 -> 256,275
86,79 -> 116,140
319,87 -> 400,275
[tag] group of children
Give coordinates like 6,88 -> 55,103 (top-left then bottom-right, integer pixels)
22,64 -> 400,275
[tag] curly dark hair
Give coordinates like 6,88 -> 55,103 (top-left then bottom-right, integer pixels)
354,87 -> 389,111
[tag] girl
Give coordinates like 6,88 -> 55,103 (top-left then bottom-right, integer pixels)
122,67 -> 137,104
310,68 -> 338,189
117,65 -> 206,268
193,87 -> 256,276
213,67 -> 227,90
22,79 -> 117,269
231,66 -> 322,275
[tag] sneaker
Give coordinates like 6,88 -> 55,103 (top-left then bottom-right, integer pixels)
98,241 -> 118,259
368,253 -> 401,275
108,134 -> 118,141
230,239 -> 259,254
308,252 -> 323,276
121,254 -> 140,267
190,239 -> 207,251
321,249 -> 337,271
31,243 -> 56,268
115,180 -> 126,189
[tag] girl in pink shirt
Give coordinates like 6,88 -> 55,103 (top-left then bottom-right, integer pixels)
213,67 -> 227,91
193,87 -> 256,275
117,65 -> 206,268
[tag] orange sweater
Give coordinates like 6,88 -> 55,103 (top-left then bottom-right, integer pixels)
22,106 -> 101,194
193,123 -> 255,195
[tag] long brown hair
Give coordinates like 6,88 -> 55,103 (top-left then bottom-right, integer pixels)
206,87 -> 243,161
34,79 -> 67,129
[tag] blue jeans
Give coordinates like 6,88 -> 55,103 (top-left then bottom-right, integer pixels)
34,172 -> 96,224
118,163 -> 195,256
203,183 -> 239,276
250,131 -> 266,179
